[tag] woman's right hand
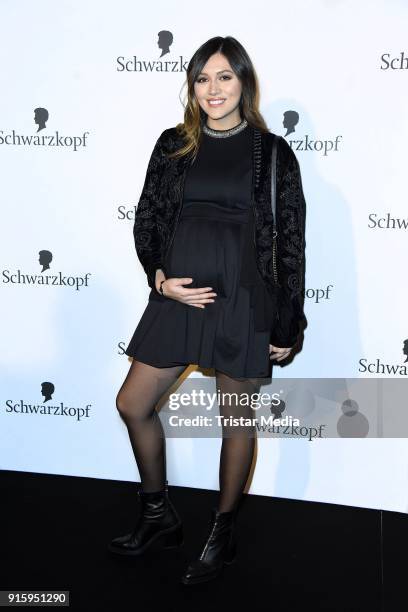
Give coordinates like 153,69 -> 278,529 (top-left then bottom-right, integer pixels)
156,274 -> 217,308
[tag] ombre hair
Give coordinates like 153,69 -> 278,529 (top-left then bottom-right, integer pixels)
168,36 -> 270,161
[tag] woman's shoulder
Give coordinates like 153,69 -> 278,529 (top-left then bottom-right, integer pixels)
156,126 -> 184,150
262,129 -> 298,169
262,129 -> 291,151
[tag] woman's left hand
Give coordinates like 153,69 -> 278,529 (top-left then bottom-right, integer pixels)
269,344 -> 292,362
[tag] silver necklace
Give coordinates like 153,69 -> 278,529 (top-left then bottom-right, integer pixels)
202,118 -> 248,138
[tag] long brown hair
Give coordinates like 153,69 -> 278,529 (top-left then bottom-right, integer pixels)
168,36 -> 270,161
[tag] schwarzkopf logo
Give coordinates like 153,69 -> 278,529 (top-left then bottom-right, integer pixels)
358,340 -> 408,376
5,381 -> 91,421
0,107 -> 90,151
117,204 -> 137,221
117,30 -> 188,72
368,213 -> 408,230
380,52 -> 408,70
2,250 -> 92,291
282,110 -> 342,156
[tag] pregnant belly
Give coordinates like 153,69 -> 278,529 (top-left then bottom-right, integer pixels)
165,215 -> 245,297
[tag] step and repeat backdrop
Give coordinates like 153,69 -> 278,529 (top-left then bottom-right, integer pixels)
1,0 -> 408,513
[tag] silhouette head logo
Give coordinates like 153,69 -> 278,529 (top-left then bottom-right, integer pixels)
157,30 -> 173,57
38,250 -> 52,272
403,339 -> 408,362
283,110 -> 299,136
41,381 -> 55,403
337,398 -> 369,438
34,107 -> 49,132
270,398 -> 286,420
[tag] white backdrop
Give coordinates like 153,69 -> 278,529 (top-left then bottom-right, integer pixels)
1,0 -> 408,513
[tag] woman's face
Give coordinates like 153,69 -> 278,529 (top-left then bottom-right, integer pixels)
193,52 -> 242,128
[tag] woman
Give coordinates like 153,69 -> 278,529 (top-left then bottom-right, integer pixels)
108,36 -> 307,585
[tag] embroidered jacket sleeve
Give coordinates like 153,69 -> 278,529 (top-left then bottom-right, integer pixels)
270,138 -> 307,348
133,131 -> 167,289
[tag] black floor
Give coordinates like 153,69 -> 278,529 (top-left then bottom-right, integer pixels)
1,470 -> 406,611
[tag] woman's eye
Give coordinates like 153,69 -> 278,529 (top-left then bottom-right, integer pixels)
196,75 -> 232,83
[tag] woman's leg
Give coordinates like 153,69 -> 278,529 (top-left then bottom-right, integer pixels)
116,359 -> 188,492
215,370 -> 261,513
180,370 -> 261,584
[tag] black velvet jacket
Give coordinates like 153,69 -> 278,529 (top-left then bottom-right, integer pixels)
133,124 -> 307,348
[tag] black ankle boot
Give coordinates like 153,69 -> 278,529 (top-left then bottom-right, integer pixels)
108,480 -> 183,556
181,507 -> 237,585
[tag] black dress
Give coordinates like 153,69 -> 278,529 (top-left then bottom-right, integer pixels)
125,122 -> 274,378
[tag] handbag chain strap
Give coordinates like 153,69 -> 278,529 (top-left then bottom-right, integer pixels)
271,135 -> 280,286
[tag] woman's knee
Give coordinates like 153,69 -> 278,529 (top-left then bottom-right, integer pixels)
115,389 -> 141,420
116,388 -> 155,423
115,389 -> 129,416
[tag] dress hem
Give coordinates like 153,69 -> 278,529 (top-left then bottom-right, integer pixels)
124,352 -> 272,380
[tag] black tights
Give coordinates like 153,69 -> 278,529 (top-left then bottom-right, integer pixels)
116,360 -> 260,513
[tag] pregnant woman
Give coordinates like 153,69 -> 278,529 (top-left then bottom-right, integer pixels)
109,35 -> 307,585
